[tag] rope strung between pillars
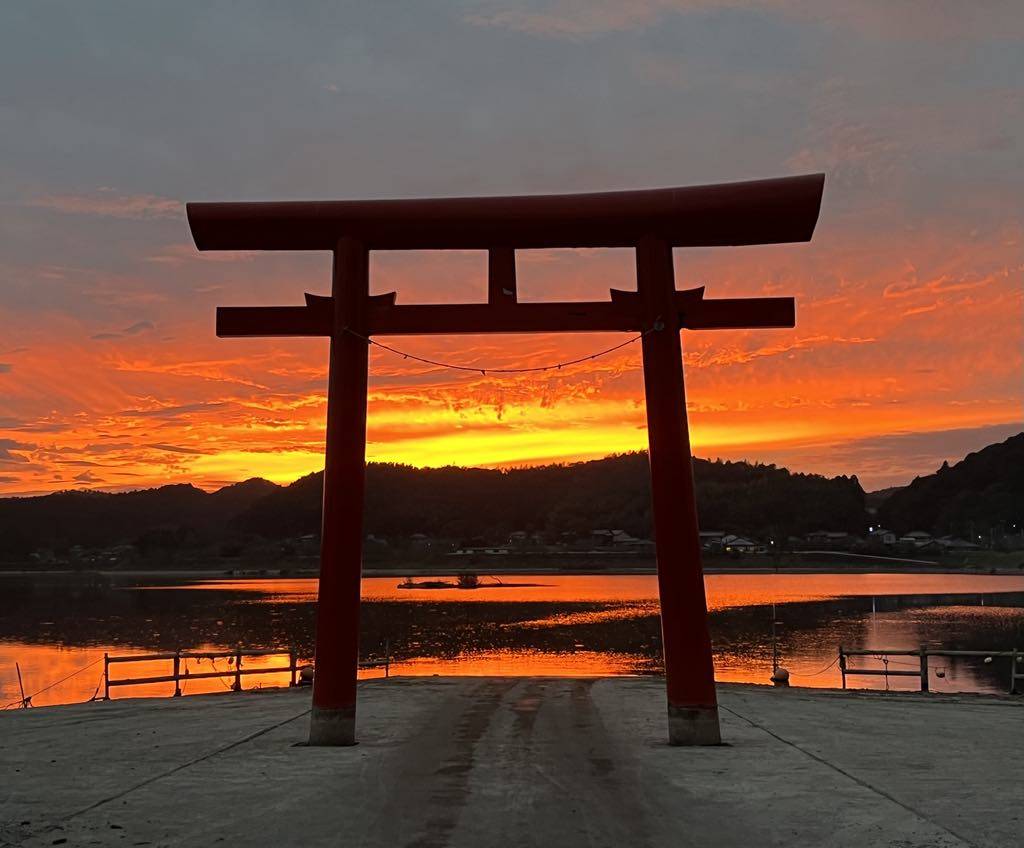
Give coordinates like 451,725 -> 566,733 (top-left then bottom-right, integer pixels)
340,319 -> 663,376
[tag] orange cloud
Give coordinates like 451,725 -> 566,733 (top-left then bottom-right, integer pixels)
0,218 -> 1020,495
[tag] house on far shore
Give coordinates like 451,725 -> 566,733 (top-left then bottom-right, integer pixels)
898,530 -> 932,547
868,527 -> 897,546
700,531 -> 764,554
720,534 -> 762,554
610,530 -> 653,551
699,531 -> 726,551
509,530 -> 545,547
590,529 -> 653,551
921,536 -> 982,552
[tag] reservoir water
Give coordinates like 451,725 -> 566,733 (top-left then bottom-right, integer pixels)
2,571 -> 1023,708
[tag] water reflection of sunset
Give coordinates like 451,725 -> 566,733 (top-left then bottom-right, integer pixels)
153,573 -> 1024,609
364,650 -> 652,679
512,604 -> 659,629
0,643 -> 296,709
5,573 -> 1024,709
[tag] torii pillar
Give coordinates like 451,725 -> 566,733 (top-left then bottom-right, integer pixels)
309,236 -> 369,743
636,235 -> 719,742
187,173 -> 825,746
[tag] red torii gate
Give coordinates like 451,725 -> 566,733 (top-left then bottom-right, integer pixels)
187,173 -> 825,747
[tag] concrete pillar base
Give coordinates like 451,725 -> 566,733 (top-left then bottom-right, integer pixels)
667,704 -> 722,746
308,705 -> 356,746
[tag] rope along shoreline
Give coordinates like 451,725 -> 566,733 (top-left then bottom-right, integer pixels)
341,322 -> 661,375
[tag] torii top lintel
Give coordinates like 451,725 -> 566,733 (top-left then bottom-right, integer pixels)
190,173 -> 824,337
187,174 -> 824,252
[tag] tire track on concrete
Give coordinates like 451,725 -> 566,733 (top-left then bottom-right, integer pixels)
476,679 -> 656,848
370,678 -> 519,848
566,679 -> 655,847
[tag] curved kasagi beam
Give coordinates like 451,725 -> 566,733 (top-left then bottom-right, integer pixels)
187,173 -> 824,252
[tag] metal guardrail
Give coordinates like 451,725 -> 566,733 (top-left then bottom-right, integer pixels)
839,645 -> 1024,694
103,645 -> 391,699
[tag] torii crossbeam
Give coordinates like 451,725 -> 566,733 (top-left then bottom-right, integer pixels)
188,173 -> 825,747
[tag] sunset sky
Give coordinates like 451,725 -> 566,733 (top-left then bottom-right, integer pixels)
1,2 -> 1021,496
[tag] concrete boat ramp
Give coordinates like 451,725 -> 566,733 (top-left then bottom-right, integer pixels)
1,678 -> 1020,847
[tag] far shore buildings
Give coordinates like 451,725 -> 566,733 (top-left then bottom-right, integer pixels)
442,524 -> 1000,560
897,530 -> 932,546
24,522 -> 1014,571
890,530 -> 982,552
589,529 -> 652,550
699,531 -> 765,554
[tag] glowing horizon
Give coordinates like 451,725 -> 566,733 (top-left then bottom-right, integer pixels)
1,4 -> 1021,496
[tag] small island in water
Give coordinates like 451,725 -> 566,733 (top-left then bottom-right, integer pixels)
397,573 -> 548,590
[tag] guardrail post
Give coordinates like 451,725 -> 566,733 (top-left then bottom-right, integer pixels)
1011,648 -> 1020,695
233,649 -> 242,692
839,647 -> 846,689
289,648 -> 298,687
172,651 -> 182,697
919,645 -> 929,692
103,653 -> 110,700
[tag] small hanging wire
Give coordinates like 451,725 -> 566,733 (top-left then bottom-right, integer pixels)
340,320 -> 661,376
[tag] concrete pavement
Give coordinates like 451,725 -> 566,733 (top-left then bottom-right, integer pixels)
1,678 -> 1020,847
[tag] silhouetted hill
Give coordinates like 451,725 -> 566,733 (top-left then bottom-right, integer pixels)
5,436 -> 1019,563
878,433 -> 1024,535
234,453 -> 866,543
864,486 -> 904,509
0,479 -> 280,557
207,477 -> 282,512
0,453 -> 868,559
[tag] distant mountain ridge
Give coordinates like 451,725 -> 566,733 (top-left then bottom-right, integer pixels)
232,453 -> 866,545
0,454 -> 863,558
878,433 -> 1024,536
864,486 -> 905,509
0,436 -> 1020,560
0,478 -> 280,558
